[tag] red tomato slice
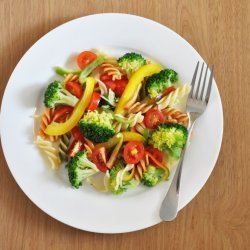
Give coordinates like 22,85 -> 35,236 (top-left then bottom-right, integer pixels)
113,78 -> 128,97
65,81 -> 83,98
104,80 -> 116,91
100,73 -> 113,82
51,106 -> 73,123
77,51 -> 97,69
71,126 -> 85,142
144,109 -> 164,129
91,147 -> 108,172
124,141 -> 145,164
100,73 -> 128,94
68,140 -> 84,158
145,147 -> 164,163
145,151 -> 166,170
87,92 -> 101,111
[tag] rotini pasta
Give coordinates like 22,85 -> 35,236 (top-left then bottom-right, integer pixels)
157,84 -> 191,110
63,73 -> 79,85
127,101 -> 154,114
124,84 -> 142,109
35,50 -> 188,194
113,112 -> 144,132
134,158 -> 147,181
58,133 -> 71,161
134,122 -> 146,135
37,108 -> 58,142
101,61 -> 123,81
161,107 -> 189,127
35,136 -> 61,170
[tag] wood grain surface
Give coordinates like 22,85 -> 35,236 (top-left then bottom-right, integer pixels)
0,0 -> 249,249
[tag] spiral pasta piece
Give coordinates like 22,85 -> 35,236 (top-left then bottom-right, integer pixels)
84,144 -> 93,156
134,122 -> 146,135
58,133 -> 71,161
157,84 -> 191,110
124,84 -> 142,109
114,121 -> 123,133
63,73 -> 79,85
35,136 -> 61,170
128,101 -> 154,114
37,108 -> 58,142
134,158 -> 147,181
84,137 -> 95,151
101,61 -> 123,81
161,107 -> 189,127
113,112 -> 144,132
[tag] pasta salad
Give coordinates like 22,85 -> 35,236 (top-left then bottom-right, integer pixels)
35,51 -> 190,194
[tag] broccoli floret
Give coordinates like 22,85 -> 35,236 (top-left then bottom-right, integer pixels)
44,80 -> 79,108
67,151 -> 99,188
145,69 -> 178,98
149,123 -> 188,159
109,162 -> 138,194
118,52 -> 146,75
79,111 -> 115,143
142,165 -> 165,187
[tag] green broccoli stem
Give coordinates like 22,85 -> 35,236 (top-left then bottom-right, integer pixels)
79,56 -> 105,84
55,67 -> 81,76
59,89 -> 79,106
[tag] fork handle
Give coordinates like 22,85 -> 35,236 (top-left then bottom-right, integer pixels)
160,120 -> 196,221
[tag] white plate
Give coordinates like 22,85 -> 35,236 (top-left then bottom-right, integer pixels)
0,14 -> 223,233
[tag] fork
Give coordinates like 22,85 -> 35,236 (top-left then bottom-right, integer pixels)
160,61 -> 214,221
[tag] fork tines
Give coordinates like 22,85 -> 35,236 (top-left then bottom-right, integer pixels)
190,62 -> 214,103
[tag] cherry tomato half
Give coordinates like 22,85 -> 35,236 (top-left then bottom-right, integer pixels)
77,51 -> 97,69
51,106 -> 73,123
71,126 -> 85,142
100,73 -> 128,95
145,147 -> 164,163
124,141 -> 145,164
91,147 -> 108,172
65,81 -> 83,98
145,151 -> 166,170
100,73 -> 116,90
87,92 -> 101,111
144,109 -> 164,129
113,78 -> 128,97
100,72 -> 113,82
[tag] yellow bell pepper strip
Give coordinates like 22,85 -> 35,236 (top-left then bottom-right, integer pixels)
124,83 -> 142,109
114,64 -> 162,114
45,77 -> 95,136
122,167 -> 135,181
106,133 -> 124,169
96,132 -> 145,149
122,131 -> 145,142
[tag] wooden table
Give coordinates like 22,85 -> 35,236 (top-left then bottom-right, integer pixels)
0,0 -> 249,249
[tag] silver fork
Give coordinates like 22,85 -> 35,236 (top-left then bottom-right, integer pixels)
160,62 -> 214,221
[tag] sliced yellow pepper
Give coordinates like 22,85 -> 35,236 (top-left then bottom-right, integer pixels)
122,167 -> 135,181
114,64 -> 162,114
45,77 -> 95,136
96,132 -> 145,149
122,132 -> 145,142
